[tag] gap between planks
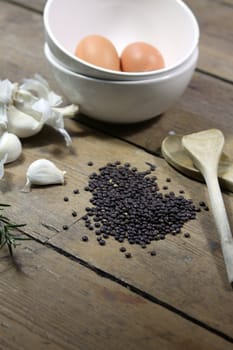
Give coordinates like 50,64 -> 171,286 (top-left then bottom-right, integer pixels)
15,227 -> 233,345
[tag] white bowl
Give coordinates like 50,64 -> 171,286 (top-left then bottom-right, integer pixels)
44,0 -> 199,81
45,43 -> 198,123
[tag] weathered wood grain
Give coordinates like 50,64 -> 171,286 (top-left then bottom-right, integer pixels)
0,239 -> 232,350
185,0 -> 233,81
1,120 -> 233,338
1,0 -> 46,12
0,2 -> 52,83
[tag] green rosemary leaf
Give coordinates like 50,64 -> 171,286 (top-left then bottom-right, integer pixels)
6,223 -> 26,229
0,204 -> 28,256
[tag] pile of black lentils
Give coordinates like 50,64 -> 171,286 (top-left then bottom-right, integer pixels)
65,161 -> 207,257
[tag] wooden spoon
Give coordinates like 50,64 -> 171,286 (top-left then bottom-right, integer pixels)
161,134 -> 233,193
182,129 -> 233,287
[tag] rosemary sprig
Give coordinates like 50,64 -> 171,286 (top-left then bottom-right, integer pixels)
0,203 -> 29,256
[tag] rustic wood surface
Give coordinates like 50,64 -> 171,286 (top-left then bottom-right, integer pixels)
0,0 -> 233,349
1,240 -> 232,350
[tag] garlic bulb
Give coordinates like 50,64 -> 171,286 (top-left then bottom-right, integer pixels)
22,159 -> 66,192
0,75 -> 79,145
18,75 -> 78,146
7,105 -> 44,138
0,131 -> 22,163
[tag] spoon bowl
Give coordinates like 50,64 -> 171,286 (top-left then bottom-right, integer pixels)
161,134 -> 233,192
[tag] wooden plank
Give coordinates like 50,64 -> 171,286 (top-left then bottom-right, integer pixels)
5,0 -> 233,81
0,239 -> 232,350
1,120 -> 233,338
185,0 -> 233,81
1,0 -> 46,12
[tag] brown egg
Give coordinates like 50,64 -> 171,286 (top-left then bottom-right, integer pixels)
120,42 -> 165,72
75,35 -> 120,71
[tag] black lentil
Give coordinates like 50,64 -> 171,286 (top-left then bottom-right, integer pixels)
184,232 -> 191,238
125,252 -> 132,258
63,196 -> 69,202
81,163 -> 200,251
73,189 -> 79,194
62,224 -> 69,230
72,210 -> 77,217
199,201 -> 206,207
150,250 -> 157,256
120,247 -> 126,252
88,161 -> 94,166
82,235 -> 89,242
99,239 -> 106,246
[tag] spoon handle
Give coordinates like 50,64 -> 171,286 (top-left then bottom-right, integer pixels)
204,169 -> 233,287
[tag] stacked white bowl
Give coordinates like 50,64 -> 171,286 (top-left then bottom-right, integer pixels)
43,0 -> 199,123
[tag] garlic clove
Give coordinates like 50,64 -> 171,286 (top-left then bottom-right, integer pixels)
0,101 -> 8,130
20,74 -> 62,106
7,105 -> 44,138
32,98 -> 73,147
22,159 -> 66,192
0,131 -> 22,163
19,74 -> 51,100
0,79 -> 16,104
0,154 -> 8,179
52,104 -> 79,118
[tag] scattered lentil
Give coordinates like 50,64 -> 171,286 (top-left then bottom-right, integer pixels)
62,224 -> 69,230
63,196 -> 69,202
73,189 -> 79,194
120,247 -> 126,252
88,161 -> 94,166
99,239 -> 106,246
125,252 -> 132,258
150,250 -> 157,256
82,162 -> 198,251
82,235 -> 89,242
72,210 -> 77,217
184,232 -> 191,238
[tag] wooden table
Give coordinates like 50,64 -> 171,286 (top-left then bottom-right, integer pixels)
0,1 -> 233,349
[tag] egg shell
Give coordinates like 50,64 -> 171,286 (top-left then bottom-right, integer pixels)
75,35 -> 120,71
120,42 -> 165,72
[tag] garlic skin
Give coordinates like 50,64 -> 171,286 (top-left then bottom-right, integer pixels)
0,79 -> 16,130
0,131 -> 22,163
22,159 -> 66,192
7,105 -> 44,138
1,75 -> 79,145
0,154 -> 8,179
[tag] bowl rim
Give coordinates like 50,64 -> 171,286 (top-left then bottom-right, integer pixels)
44,43 -> 199,85
43,0 -> 200,79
